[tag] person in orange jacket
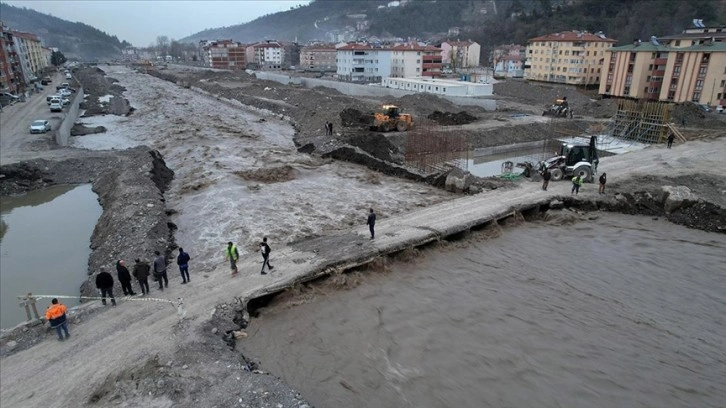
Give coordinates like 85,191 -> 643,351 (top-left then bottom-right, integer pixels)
45,298 -> 70,341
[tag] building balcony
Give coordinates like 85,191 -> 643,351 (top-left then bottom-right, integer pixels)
651,70 -> 665,76
422,62 -> 442,69
654,58 -> 668,65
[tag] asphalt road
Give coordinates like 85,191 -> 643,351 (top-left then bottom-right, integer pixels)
0,72 -> 66,165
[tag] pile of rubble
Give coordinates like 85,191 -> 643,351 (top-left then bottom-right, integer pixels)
427,111 -> 478,126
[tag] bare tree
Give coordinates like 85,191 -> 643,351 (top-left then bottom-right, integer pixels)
156,35 -> 170,56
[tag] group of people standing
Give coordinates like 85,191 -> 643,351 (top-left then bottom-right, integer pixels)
540,167 -> 607,195
323,120 -> 334,136
92,248 -> 193,306
225,237 -> 275,276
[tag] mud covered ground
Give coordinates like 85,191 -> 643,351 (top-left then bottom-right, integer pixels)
1,63 -> 724,408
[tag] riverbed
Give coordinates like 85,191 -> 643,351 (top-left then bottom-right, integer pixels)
241,213 -> 726,408
0,184 -> 101,328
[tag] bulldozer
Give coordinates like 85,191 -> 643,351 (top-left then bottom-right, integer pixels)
542,97 -> 570,117
538,136 -> 599,182
370,104 -> 414,132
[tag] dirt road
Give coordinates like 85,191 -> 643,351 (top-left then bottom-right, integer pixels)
0,72 -> 68,165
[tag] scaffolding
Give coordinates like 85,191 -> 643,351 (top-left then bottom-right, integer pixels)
404,120 -> 468,174
607,100 -> 674,144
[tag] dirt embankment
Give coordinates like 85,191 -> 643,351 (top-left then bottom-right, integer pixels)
75,67 -> 132,116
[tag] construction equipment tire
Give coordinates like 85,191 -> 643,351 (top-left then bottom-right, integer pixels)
573,166 -> 591,182
550,168 -> 564,181
381,123 -> 391,132
396,121 -> 408,131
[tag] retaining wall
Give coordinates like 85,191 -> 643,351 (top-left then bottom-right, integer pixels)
56,86 -> 84,146
254,71 -> 497,111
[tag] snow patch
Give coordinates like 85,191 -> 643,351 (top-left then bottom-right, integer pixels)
98,94 -> 113,103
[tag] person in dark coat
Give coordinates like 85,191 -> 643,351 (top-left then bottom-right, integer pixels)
116,259 -> 136,296
367,208 -> 376,239
542,168 -> 552,191
132,258 -> 151,295
327,121 -> 334,135
177,247 -> 191,284
95,267 -> 116,306
153,251 -> 168,291
667,133 -> 675,148
260,237 -> 274,275
598,172 -> 607,194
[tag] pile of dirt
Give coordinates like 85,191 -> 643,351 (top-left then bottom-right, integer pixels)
75,67 -> 131,116
71,123 -> 106,136
669,102 -> 726,129
345,133 -> 402,164
427,111 -> 478,126
340,108 -> 374,128
234,165 -> 298,183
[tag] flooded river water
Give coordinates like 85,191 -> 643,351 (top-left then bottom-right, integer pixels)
241,214 -> 726,408
0,185 -> 101,329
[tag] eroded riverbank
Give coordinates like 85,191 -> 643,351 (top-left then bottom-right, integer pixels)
241,213 -> 726,408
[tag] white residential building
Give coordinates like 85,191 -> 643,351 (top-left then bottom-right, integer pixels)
440,40 -> 481,69
336,44 -> 392,82
246,41 -> 284,70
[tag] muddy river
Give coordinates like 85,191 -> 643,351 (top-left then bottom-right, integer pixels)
0,184 -> 101,329
241,214 -> 726,408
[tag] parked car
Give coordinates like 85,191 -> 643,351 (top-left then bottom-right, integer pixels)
698,104 -> 712,113
65,73 -> 72,79
60,82 -> 70,88
717,105 -> 724,114
1,92 -> 20,101
59,88 -> 72,97
30,119 -> 51,134
49,98 -> 63,112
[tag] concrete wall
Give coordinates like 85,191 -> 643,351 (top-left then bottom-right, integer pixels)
55,86 -> 83,146
254,71 -> 496,110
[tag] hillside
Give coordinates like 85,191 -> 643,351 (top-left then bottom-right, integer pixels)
182,0 -> 725,61
0,3 -> 130,60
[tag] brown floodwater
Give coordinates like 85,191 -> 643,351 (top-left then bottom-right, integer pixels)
240,213 -> 726,408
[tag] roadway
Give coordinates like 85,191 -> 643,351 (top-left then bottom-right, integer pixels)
0,71 -> 67,165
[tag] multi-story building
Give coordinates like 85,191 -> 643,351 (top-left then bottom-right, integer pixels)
11,31 -> 46,78
299,45 -> 337,71
202,40 -> 246,70
121,46 -> 139,61
390,42 -> 442,78
0,26 -> 25,94
599,25 -> 726,107
440,40 -> 480,69
246,41 -> 284,70
492,44 -> 525,76
336,44 -> 392,82
525,31 -> 616,85
283,42 -> 300,69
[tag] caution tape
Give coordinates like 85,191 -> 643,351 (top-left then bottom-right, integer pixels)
26,294 -> 186,319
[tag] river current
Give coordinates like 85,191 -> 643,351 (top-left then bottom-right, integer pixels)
241,213 -> 726,408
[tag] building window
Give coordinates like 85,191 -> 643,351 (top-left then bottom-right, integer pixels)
692,92 -> 701,102
624,86 -> 631,95
695,79 -> 704,90
698,66 -> 707,77
675,40 -> 681,46
644,87 -> 648,93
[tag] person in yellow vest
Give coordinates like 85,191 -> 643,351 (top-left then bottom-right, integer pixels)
45,298 -> 70,341
571,175 -> 584,195
225,241 -> 239,275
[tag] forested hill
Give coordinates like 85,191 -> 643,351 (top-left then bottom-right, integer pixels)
0,3 -> 130,60
182,0 -> 725,57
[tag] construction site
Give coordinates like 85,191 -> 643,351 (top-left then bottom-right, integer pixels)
1,64 -> 725,408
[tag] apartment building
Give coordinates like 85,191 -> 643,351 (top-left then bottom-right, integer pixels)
440,40 -> 480,69
390,43 -> 443,78
0,27 -> 25,94
246,41 -> 284,70
299,45 -> 337,71
526,31 -> 615,85
202,40 -> 246,70
336,44 -> 392,82
11,31 -> 45,78
600,33 -> 726,107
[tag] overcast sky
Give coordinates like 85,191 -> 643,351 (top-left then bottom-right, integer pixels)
4,0 -> 310,46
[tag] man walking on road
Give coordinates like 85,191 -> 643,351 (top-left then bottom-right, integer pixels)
153,251 -> 168,291
133,258 -> 151,295
367,208 -> 377,239
598,172 -> 607,194
226,242 -> 239,275
46,298 -> 70,341
260,237 -> 274,275
571,175 -> 584,195
177,247 -> 191,284
116,259 -> 136,296
96,267 -> 116,306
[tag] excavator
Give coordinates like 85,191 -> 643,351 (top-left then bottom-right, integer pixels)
370,104 -> 414,132
538,136 -> 599,182
542,97 -> 570,117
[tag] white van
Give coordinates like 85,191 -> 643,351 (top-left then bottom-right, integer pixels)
49,98 -> 63,112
